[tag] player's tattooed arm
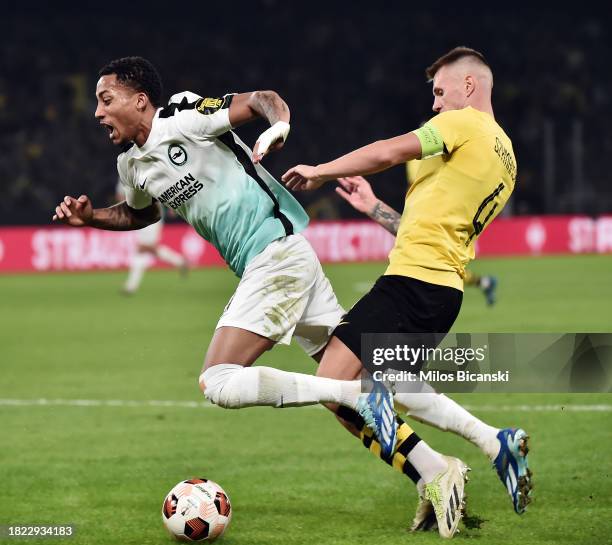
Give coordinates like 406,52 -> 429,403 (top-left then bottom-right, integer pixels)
229,91 -> 289,127
246,91 -> 290,125
228,91 -> 291,162
335,176 -> 401,235
53,195 -> 161,230
89,201 -> 161,231
370,201 -> 401,235
238,91 -> 291,163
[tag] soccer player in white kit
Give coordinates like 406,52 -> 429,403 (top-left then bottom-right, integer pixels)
51,55 -> 394,432
52,57 -> 465,534
115,180 -> 189,294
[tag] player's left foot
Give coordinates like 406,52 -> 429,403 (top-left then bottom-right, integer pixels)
356,380 -> 397,459
493,428 -> 532,514
179,260 -> 190,278
423,456 -> 470,538
481,275 -> 498,306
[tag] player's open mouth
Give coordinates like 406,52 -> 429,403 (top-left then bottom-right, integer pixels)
101,122 -> 116,140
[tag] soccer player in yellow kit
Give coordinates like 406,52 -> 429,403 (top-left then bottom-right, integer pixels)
283,47 -> 531,536
336,166 -> 499,305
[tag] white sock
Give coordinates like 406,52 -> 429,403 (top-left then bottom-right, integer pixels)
124,252 -> 151,293
156,245 -> 186,268
200,364 -> 362,409
202,365 -> 452,485
408,441 -> 448,484
395,392 -> 500,460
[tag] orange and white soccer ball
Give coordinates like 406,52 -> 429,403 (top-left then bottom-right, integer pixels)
162,478 -> 232,542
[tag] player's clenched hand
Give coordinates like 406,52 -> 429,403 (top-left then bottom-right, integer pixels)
281,165 -> 328,191
252,121 -> 290,164
252,139 -> 285,164
52,195 -> 94,227
335,176 -> 378,214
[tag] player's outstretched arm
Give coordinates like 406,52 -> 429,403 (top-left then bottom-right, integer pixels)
336,176 -> 401,235
228,91 -> 291,163
52,195 -> 161,231
282,132 -> 422,191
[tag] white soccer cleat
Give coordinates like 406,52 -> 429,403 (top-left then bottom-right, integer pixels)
422,456 -> 470,539
410,482 -> 438,532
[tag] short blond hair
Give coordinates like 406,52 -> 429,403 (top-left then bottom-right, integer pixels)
425,46 -> 490,82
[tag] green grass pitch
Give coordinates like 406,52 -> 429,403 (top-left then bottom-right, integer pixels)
1,255 -> 611,544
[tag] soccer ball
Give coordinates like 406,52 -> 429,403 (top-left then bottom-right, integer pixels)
162,478 -> 232,542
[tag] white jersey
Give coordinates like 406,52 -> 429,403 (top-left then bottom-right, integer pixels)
117,91 -> 309,276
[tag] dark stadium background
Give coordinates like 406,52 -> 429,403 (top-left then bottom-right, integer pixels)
2,5 -> 612,545
1,4 -> 610,225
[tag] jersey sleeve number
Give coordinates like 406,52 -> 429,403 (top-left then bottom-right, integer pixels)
466,182 -> 505,246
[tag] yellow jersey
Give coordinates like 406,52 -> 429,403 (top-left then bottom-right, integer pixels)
385,106 -> 517,290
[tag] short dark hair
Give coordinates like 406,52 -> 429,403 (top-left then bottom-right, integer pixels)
98,56 -> 163,107
425,47 -> 490,81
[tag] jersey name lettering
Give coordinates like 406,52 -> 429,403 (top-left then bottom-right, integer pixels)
494,137 -> 517,181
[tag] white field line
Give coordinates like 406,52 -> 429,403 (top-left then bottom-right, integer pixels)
0,398 -> 610,412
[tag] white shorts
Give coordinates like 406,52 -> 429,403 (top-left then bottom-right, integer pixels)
136,220 -> 163,246
216,234 -> 345,356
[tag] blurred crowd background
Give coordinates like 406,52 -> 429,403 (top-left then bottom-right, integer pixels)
1,4 -> 610,225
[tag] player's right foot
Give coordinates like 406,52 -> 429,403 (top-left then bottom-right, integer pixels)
493,428 -> 532,514
423,456 -> 469,539
356,380 -> 397,459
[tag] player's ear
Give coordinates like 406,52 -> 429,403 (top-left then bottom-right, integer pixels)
136,92 -> 149,112
465,75 -> 475,97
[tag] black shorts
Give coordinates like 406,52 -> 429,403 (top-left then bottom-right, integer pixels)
333,275 -> 463,361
